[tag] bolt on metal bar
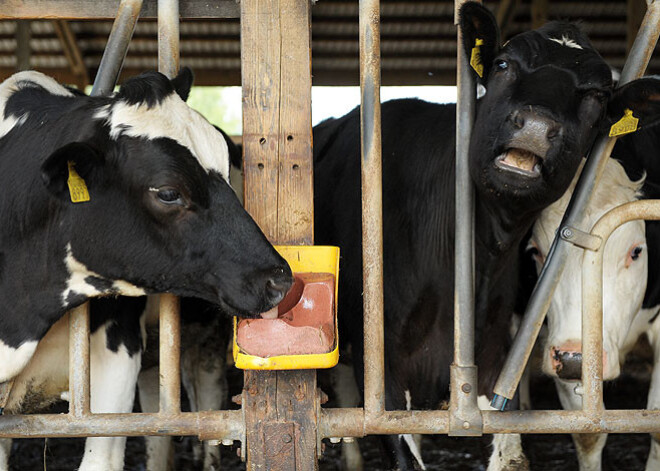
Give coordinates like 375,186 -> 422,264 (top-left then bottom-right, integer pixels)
157,0 -> 182,416
91,0 -> 143,96
582,200 -> 660,411
68,303 -> 91,418
491,0 -> 660,409
359,0 -> 385,423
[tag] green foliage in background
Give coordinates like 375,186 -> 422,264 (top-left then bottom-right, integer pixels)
187,87 -> 242,135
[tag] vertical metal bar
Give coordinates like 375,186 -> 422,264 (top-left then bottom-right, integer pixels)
69,303 -> 91,418
491,0 -> 660,409
91,0 -> 143,96
15,20 -> 31,71
448,0 -> 482,437
157,0 -> 181,416
359,0 -> 385,422
582,244 -> 604,412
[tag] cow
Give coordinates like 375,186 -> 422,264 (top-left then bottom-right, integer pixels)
0,68 -> 292,470
312,2 -> 660,469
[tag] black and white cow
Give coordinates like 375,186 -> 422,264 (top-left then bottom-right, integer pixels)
0,69 -> 291,470
312,3 -> 660,469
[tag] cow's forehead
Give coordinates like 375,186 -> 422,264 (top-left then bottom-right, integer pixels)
95,93 -> 230,181
503,23 -> 612,90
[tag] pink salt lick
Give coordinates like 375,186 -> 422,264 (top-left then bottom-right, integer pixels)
236,272 -> 335,357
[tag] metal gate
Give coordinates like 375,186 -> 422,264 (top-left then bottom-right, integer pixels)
2,0 -> 660,469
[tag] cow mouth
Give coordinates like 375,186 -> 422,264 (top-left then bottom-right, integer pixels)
495,148 -> 542,178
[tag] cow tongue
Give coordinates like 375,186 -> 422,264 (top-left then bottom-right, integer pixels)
260,307 -> 279,319
502,149 -> 539,172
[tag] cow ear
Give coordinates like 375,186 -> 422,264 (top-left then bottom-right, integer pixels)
607,77 -> 660,133
171,67 -> 194,102
459,2 -> 500,82
41,142 -> 105,200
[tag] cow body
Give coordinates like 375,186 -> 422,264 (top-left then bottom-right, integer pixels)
0,69 -> 291,470
313,3 -> 660,468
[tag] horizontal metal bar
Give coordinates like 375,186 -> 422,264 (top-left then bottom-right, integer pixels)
320,408 -> 660,437
0,410 -> 242,440
0,0 -> 239,19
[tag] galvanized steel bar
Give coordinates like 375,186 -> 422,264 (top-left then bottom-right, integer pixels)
91,0 -> 143,96
158,0 -> 180,79
492,0 -> 660,408
359,0 -> 385,422
68,303 -> 91,418
0,410 -> 242,439
582,200 -> 660,411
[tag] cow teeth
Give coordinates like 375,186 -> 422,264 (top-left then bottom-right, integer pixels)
495,149 -> 542,178
260,307 -> 279,319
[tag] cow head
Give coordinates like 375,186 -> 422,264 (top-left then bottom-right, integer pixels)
460,2 -> 660,212
530,160 -> 646,381
34,69 -> 292,318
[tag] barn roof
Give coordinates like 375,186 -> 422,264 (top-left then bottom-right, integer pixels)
0,0 -> 654,87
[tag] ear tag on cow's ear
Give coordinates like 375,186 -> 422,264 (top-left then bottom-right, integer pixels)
609,108 -> 639,137
470,38 -> 484,78
67,161 -> 90,203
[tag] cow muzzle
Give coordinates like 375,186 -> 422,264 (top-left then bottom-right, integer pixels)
548,341 -> 610,381
495,110 -> 563,178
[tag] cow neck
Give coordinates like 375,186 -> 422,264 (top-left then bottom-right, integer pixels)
474,197 -> 538,258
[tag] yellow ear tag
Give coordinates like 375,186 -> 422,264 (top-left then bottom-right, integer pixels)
470,38 -> 484,78
609,108 -> 639,137
67,161 -> 90,203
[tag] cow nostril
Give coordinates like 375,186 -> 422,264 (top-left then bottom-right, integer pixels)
554,350 -> 583,380
510,110 -> 525,129
265,277 -> 289,305
547,124 -> 562,140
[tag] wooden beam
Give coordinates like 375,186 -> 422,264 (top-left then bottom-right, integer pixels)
627,0 -> 646,53
496,0 -> 520,39
15,21 -> 31,71
53,20 -> 89,89
0,0 -> 239,20
241,0 -> 317,469
531,0 -> 549,29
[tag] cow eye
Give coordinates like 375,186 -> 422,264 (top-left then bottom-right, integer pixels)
625,244 -> 644,268
495,59 -> 509,71
156,188 -> 183,206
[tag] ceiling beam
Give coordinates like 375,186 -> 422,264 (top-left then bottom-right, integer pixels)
52,20 -> 89,89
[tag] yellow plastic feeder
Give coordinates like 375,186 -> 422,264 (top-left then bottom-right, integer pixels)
233,245 -> 340,370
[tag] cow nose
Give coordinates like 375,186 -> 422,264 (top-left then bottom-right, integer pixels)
552,348 -> 583,380
264,268 -> 293,305
508,110 -> 563,158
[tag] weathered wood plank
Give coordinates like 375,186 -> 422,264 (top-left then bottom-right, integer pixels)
0,0 -> 239,20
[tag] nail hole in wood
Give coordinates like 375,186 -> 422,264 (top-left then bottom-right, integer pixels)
258,163 -> 264,170
292,164 -> 299,170
259,137 -> 266,145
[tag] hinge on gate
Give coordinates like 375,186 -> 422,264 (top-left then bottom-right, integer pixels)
559,225 -> 602,251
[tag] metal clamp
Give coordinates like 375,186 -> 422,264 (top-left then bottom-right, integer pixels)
559,225 -> 603,251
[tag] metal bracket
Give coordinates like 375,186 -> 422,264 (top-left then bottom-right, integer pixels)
559,225 -> 603,251
448,365 -> 483,436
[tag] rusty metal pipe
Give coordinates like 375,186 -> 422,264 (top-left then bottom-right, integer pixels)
91,0 -> 143,96
359,0 -> 385,423
159,294 -> 181,414
158,0 -> 180,79
0,410 -> 242,440
68,303 -> 91,418
492,0 -> 660,409
582,200 -> 660,411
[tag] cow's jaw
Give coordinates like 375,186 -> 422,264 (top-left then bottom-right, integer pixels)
495,148 -> 542,178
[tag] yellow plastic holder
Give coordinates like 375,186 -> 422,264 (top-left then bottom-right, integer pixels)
233,245 -> 340,370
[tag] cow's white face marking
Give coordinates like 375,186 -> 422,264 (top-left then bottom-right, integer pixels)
534,160 -> 646,380
62,243 -> 146,305
548,36 -> 583,49
0,340 -> 38,383
0,71 -> 73,139
97,93 -> 230,181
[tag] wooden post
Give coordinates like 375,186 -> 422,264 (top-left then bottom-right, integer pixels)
240,0 -> 316,469
531,0 -> 548,29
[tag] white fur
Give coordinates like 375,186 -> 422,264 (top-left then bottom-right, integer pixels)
533,159 -> 646,380
0,71 -> 73,139
478,395 -> 529,471
62,243 -> 146,305
99,93 -> 230,180
398,389 -> 426,470
548,36 -> 583,49
0,339 -> 37,384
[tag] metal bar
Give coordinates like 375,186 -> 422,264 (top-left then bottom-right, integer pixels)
319,407 -> 660,437
0,410 -> 242,439
159,294 -> 181,414
91,0 -> 143,96
158,0 -> 180,79
448,0 -> 482,437
68,304 -> 91,418
15,20 -> 31,71
359,0 -> 385,423
0,0 -> 239,20
491,0 -> 660,408
582,200 -> 660,411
